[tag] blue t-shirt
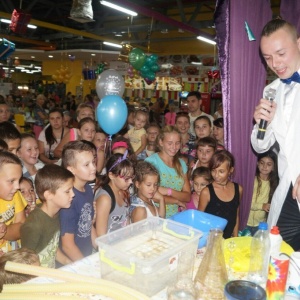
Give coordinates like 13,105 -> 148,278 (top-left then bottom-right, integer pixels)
145,153 -> 188,218
59,184 -> 94,257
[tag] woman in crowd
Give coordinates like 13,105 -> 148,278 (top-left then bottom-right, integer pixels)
38,108 -> 69,164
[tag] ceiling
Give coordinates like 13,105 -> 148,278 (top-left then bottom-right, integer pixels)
0,0 -> 280,65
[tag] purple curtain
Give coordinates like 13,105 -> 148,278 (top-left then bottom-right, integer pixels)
214,0 -> 272,229
280,0 -> 300,33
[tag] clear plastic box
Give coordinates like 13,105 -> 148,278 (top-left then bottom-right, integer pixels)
96,217 -> 202,296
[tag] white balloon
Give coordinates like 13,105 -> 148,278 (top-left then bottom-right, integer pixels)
96,69 -> 125,99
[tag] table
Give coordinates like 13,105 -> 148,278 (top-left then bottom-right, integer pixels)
27,248 -> 297,300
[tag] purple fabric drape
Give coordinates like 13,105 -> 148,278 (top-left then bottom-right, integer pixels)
280,0 -> 300,33
214,0 -> 272,229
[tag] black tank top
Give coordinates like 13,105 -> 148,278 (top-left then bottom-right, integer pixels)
205,182 -> 240,239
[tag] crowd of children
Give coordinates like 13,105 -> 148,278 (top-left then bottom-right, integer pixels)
0,93 -> 279,286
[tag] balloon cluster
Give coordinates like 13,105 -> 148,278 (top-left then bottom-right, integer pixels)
96,69 -> 128,136
128,48 -> 160,85
52,66 -> 72,84
95,63 -> 105,76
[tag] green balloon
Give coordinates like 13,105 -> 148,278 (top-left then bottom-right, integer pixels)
129,48 -> 146,70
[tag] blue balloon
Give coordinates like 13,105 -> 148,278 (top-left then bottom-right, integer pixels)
97,95 -> 128,135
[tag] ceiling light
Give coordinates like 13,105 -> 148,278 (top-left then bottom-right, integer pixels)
27,24 -> 37,29
31,56 -> 35,59
91,53 -> 96,56
48,55 -> 53,58
15,66 -> 25,69
114,33 -> 123,37
0,19 -> 37,29
197,36 -> 216,45
100,1 -> 138,16
0,19 -> 11,24
15,57 -> 19,59
103,41 -> 122,48
191,62 -> 202,65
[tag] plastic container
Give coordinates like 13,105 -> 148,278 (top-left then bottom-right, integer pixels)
96,217 -> 202,297
247,222 -> 270,285
170,209 -> 228,248
224,280 -> 266,300
269,226 -> 283,257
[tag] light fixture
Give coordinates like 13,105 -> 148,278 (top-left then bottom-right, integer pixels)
31,56 -> 35,59
197,36 -> 216,45
48,55 -> 53,58
0,19 -> 11,24
27,24 -> 37,29
103,41 -> 122,48
100,1 -> 137,16
91,53 -> 96,56
0,19 -> 37,29
191,62 -> 202,65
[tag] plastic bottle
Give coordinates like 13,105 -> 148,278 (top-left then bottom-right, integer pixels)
247,222 -> 270,285
269,226 -> 283,257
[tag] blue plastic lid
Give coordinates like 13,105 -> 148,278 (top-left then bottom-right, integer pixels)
258,222 -> 268,230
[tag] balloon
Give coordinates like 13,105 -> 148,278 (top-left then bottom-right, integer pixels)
144,78 -> 154,85
96,69 -> 125,99
149,54 -> 158,62
151,64 -> 160,72
140,64 -> 150,73
97,95 -> 128,135
145,56 -> 153,67
147,72 -> 156,81
128,48 -> 146,70
118,44 -> 133,63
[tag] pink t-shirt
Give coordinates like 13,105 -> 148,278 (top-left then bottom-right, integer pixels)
186,192 -> 198,210
164,112 -> 176,126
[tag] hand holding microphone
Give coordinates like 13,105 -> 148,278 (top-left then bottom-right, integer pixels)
257,88 -> 276,140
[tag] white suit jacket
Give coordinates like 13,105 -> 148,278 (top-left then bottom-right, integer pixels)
251,78 -> 300,227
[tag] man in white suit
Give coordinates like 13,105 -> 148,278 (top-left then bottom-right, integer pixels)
251,19 -> 300,250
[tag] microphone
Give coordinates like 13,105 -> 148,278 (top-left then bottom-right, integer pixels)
257,88 -> 276,140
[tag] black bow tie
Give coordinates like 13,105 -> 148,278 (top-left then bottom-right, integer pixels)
281,72 -> 300,84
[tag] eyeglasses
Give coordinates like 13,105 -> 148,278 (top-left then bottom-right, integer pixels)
118,174 -> 135,182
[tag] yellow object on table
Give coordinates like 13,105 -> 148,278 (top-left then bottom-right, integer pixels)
223,237 -> 294,273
